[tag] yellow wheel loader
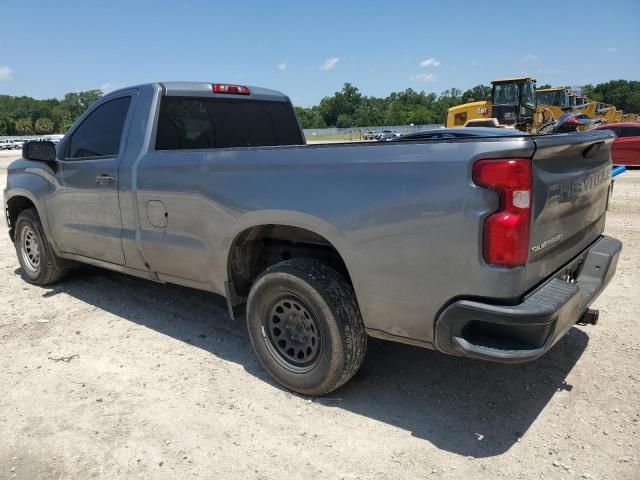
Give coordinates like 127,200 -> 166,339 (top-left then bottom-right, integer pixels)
445,77 -> 540,131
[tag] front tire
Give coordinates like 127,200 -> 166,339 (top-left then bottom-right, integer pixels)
14,208 -> 68,285
536,120 -> 557,134
246,259 -> 367,396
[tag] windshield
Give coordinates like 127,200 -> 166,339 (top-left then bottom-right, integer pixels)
536,90 -> 569,108
523,81 -> 535,107
493,83 -> 520,105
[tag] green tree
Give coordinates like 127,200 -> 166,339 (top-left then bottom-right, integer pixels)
0,88 -> 103,135
35,117 -> 55,134
336,113 -> 354,128
0,114 -> 14,135
317,83 -> 363,126
590,80 -> 640,112
61,89 -> 103,118
462,84 -> 491,103
15,118 -> 33,135
295,106 -> 327,129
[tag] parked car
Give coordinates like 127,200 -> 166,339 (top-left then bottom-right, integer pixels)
10,139 -> 24,149
0,139 -> 22,150
594,123 -> 640,166
376,130 -> 400,141
4,81 -> 621,396
361,130 -> 376,140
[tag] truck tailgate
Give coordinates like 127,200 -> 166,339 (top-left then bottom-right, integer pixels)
526,130 -> 616,287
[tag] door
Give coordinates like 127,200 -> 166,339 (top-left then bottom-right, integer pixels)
614,126 -> 640,166
46,95 -> 134,265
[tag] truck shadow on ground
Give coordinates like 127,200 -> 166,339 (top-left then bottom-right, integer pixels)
35,265 -> 589,458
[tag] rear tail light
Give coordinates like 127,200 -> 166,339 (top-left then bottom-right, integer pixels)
212,84 -> 250,95
473,158 -> 532,267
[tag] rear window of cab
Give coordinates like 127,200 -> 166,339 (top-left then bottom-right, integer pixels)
155,97 -> 304,150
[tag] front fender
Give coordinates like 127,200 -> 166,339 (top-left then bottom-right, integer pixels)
4,163 -> 59,252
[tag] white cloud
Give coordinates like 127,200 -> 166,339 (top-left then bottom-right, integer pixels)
419,57 -> 440,67
0,65 -> 13,81
410,73 -> 436,83
605,47 -> 618,53
99,82 -> 116,93
522,54 -> 538,64
319,57 -> 339,71
277,63 -> 287,71
98,81 -> 126,93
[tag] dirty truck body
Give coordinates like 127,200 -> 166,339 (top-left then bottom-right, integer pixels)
4,82 -> 621,395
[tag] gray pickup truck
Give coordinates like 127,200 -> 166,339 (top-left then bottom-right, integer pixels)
4,82 -> 622,395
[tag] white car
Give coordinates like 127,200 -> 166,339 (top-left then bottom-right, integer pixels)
0,139 -> 23,150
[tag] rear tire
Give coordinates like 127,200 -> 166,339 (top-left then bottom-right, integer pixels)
246,258 -> 367,396
14,208 -> 68,285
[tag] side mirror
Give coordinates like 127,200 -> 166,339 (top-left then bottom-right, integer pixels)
23,141 -> 57,163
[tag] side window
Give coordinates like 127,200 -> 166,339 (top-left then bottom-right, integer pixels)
619,127 -> 640,138
67,97 -> 131,159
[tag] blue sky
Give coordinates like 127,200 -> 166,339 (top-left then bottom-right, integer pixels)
1,0 -> 638,106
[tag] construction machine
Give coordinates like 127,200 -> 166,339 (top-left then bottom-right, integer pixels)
581,102 -> 619,123
535,87 -> 574,120
445,78 -> 636,133
445,77 -> 538,131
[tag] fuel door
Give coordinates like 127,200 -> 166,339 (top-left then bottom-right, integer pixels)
147,200 -> 168,228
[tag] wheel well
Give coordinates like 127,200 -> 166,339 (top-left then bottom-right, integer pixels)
227,225 -> 352,302
6,196 -> 36,242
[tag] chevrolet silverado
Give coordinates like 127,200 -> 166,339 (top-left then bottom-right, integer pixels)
4,82 -> 622,395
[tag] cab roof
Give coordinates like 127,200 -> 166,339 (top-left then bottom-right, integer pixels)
536,88 -> 567,93
105,82 -> 289,102
160,82 -> 288,101
491,76 -> 534,84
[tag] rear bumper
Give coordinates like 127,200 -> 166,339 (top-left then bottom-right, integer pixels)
435,235 -> 622,363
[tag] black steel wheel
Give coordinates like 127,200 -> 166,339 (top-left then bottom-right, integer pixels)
264,294 -> 322,373
247,258 -> 367,396
14,208 -> 68,285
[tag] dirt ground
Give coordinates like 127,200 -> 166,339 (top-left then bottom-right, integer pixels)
1,150 -> 638,479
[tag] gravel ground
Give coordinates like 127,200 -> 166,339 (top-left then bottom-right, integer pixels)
1,151 -> 638,479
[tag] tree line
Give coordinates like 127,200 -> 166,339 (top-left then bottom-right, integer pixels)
0,90 -> 103,135
1,80 -> 638,135
296,79 -> 640,129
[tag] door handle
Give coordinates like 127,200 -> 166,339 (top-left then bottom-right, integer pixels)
95,174 -> 114,185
